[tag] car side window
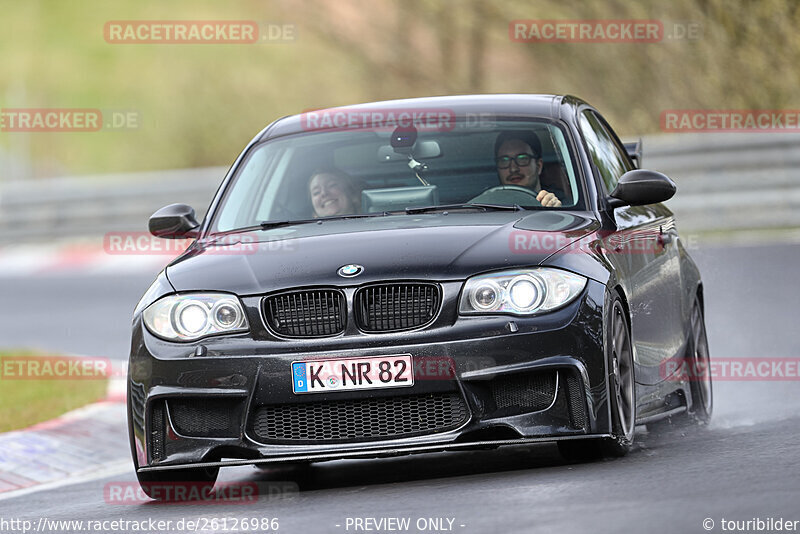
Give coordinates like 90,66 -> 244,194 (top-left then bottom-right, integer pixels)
579,110 -> 633,194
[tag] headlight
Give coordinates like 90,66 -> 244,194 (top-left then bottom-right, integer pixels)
143,293 -> 249,341
459,268 -> 587,315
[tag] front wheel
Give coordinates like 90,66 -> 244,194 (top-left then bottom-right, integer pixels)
559,295 -> 635,461
687,297 -> 713,423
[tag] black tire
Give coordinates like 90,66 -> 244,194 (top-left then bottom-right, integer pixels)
645,296 -> 713,433
559,294 -> 635,461
687,296 -> 713,424
135,466 -> 219,501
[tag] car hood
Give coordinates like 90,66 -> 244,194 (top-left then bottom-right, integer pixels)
165,211 -> 600,295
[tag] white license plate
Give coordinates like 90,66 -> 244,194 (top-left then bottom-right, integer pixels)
292,355 -> 414,394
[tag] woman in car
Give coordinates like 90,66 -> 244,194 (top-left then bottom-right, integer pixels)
308,168 -> 363,217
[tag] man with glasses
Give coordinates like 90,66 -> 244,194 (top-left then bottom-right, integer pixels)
495,131 -> 562,207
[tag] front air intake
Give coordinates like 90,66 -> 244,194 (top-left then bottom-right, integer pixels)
264,289 -> 346,337
149,401 -> 165,462
251,392 -> 469,443
355,283 -> 441,332
167,397 -> 243,438
488,370 -> 558,414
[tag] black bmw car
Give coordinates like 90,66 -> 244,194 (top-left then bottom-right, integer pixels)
128,94 -> 712,496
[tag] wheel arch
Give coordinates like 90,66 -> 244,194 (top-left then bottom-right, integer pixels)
611,283 -> 632,328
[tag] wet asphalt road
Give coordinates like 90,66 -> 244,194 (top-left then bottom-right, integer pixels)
0,240 -> 799,533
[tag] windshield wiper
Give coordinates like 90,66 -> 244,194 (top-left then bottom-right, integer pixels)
259,212 -> 389,230
404,203 -> 525,215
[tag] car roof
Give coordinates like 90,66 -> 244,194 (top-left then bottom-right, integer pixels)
258,94 -> 587,141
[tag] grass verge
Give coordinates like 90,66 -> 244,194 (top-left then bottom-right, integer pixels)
0,351 -> 109,433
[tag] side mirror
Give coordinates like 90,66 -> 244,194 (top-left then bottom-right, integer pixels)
608,169 -> 676,208
149,203 -> 200,238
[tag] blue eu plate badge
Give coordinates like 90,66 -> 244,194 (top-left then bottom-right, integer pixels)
292,362 -> 308,392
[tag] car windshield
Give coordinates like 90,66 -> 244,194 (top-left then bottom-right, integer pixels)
211,117 -> 584,233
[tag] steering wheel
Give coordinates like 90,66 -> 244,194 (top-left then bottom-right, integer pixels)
468,185 -> 542,206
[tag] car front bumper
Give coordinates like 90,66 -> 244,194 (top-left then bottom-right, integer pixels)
129,279 -> 613,472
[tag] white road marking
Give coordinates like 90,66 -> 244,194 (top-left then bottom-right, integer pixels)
0,461 -> 131,502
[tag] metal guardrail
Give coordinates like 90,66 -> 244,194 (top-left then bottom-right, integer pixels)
646,133 -> 800,232
0,134 -> 798,245
0,167 -> 227,244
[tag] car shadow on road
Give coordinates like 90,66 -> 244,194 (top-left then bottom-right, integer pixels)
240,422 -> 721,494
129,423 -> 719,506
244,442 -> 591,492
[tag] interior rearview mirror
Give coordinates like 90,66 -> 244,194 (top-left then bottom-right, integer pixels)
378,140 -> 442,162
